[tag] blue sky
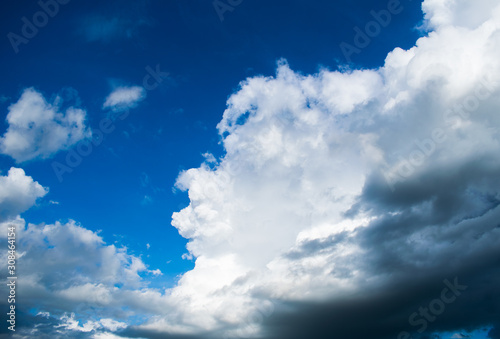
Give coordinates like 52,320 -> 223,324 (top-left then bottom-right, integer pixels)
1,0 -> 500,338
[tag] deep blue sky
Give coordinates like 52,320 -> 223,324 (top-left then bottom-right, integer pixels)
0,0 -> 423,287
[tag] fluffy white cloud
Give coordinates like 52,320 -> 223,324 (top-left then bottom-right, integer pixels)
15,219 -> 159,297
103,86 -> 146,111
422,0 -> 500,29
0,167 -> 47,222
150,0 -> 500,337
0,88 -> 91,163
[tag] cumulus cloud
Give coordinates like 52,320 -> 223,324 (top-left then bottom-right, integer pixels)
103,86 -> 146,111
0,167 -> 47,222
143,0 -> 500,337
0,217 -> 164,338
0,88 -> 91,163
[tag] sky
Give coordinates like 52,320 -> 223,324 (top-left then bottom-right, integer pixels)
0,0 -> 499,338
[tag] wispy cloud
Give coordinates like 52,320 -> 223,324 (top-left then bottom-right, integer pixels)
78,5 -> 152,44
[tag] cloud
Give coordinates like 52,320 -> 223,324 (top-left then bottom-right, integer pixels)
103,86 -> 146,112
0,217 -> 164,337
0,88 -> 91,163
0,167 -> 47,222
422,0 -> 500,29
148,0 -> 500,337
55,314 -> 127,333
92,333 -> 134,339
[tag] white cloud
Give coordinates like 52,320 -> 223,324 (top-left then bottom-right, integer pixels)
0,167 -> 47,222
37,311 -> 50,318
0,88 -> 91,163
151,0 -> 500,336
56,313 -> 98,332
92,332 -> 134,339
103,86 -> 146,111
99,318 -> 127,332
422,0 -> 500,30
54,314 -> 126,334
15,219 -> 157,292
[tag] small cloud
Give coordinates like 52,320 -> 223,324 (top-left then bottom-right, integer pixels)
181,253 -> 193,260
103,86 -> 145,112
0,167 -> 48,222
149,269 -> 162,276
146,243 -> 150,250
37,311 -> 50,318
49,200 -> 60,205
0,88 -> 91,163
